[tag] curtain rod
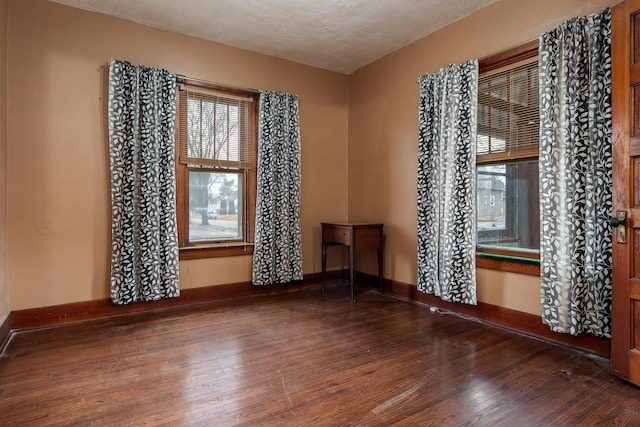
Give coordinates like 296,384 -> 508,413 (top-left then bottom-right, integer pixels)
104,61 -> 262,94
416,37 -> 538,83
176,74 -> 262,95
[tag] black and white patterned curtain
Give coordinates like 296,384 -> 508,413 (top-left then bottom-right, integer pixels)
108,59 -> 180,305
417,59 -> 478,305
252,91 -> 303,285
539,8 -> 612,337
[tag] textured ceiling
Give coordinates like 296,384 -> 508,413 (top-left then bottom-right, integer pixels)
50,0 -> 498,74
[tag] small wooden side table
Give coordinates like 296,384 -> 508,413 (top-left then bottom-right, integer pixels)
321,222 -> 384,302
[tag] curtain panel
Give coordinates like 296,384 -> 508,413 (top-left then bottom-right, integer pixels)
539,8 -> 612,337
108,59 -> 180,305
417,59 -> 479,305
252,91 -> 303,286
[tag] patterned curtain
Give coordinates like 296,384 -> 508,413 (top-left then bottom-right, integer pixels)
108,59 -> 180,305
539,8 -> 612,337
252,91 -> 303,285
417,59 -> 478,305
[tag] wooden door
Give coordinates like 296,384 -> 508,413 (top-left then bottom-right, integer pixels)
612,0 -> 640,386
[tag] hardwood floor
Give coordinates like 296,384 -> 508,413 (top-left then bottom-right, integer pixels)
1,284 -> 639,426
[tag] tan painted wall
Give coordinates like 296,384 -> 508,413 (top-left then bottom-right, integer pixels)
6,0 -> 349,310
347,0 -> 620,315
0,0 -> 8,325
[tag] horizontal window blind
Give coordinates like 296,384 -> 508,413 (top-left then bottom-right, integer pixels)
477,57 -> 539,163
179,86 -> 253,169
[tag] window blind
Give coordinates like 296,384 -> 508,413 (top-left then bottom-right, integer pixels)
477,57 -> 539,163
178,86 -> 253,169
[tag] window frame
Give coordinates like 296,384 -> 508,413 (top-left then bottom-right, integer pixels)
175,79 -> 259,260
475,40 -> 540,275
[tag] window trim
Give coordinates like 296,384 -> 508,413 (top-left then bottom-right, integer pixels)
476,40 -> 540,274
175,81 -> 259,259
478,40 -> 539,74
476,252 -> 540,276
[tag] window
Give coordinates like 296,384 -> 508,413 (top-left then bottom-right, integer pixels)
477,162 -> 539,251
176,81 -> 259,259
476,43 -> 540,260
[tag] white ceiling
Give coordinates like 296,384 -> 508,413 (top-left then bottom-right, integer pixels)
50,0 -> 498,74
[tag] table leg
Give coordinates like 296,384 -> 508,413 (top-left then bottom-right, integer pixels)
378,245 -> 384,295
349,243 -> 355,302
321,243 -> 327,294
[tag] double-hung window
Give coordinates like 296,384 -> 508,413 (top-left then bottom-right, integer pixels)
176,82 -> 258,259
476,45 -> 540,261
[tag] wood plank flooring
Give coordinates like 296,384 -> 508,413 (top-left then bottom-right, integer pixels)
1,284 -> 640,426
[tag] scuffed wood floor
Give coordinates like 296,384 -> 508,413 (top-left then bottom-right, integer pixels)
1,284 -> 639,426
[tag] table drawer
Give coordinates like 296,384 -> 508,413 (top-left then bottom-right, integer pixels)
323,226 -> 351,245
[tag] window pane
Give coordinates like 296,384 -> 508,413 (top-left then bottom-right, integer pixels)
477,58 -> 539,160
188,170 -> 242,242
187,97 -> 241,164
477,160 -> 539,251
